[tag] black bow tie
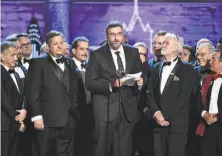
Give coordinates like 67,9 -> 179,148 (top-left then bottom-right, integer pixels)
23,58 -> 30,64
81,63 -> 86,69
162,58 -> 178,67
163,61 -> 171,66
8,69 -> 15,74
56,57 -> 65,64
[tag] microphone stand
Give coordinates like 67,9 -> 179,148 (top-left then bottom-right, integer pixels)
116,70 -> 123,156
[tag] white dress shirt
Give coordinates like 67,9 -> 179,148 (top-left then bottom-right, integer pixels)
160,58 -> 178,94
152,58 -> 178,117
110,45 -> 126,72
31,54 -> 65,122
73,57 -> 85,71
202,76 -> 222,116
15,66 -> 25,78
21,55 -> 32,70
1,64 -> 20,93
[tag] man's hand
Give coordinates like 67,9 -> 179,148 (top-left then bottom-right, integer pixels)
135,77 -> 143,88
154,111 -> 169,127
111,79 -> 125,88
34,119 -> 45,131
203,112 -> 217,125
19,121 -> 26,132
15,109 -> 27,122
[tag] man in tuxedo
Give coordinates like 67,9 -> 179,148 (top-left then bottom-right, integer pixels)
85,21 -> 143,156
148,30 -> 167,67
146,33 -> 200,156
1,41 -> 27,156
198,49 -> 222,156
186,42 -> 214,156
25,30 -> 80,156
71,36 -> 93,155
17,33 -> 33,73
6,33 -> 37,156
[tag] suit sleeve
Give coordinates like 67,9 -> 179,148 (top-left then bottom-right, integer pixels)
146,67 -> 161,115
68,65 -> 82,121
1,87 -> 19,120
24,59 -> 42,118
85,52 -> 111,94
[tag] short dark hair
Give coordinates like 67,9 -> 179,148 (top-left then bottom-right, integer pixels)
5,34 -> 18,42
45,30 -> 64,44
17,33 -> 29,39
72,36 -> 89,49
1,41 -> 17,54
183,44 -> 196,63
106,20 -> 123,36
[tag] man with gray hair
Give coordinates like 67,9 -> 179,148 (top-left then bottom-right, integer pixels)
145,33 -> 200,156
195,42 -> 215,84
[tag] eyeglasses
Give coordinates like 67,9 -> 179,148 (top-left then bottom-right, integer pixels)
21,42 -> 31,49
108,32 -> 123,37
195,53 -> 209,57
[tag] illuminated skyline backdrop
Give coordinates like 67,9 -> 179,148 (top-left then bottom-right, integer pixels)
1,0 -> 222,56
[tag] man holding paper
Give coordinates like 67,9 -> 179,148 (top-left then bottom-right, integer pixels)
85,20 -> 143,156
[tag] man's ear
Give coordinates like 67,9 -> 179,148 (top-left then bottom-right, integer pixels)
72,48 -> 76,55
0,53 -> 5,61
46,43 -> 49,51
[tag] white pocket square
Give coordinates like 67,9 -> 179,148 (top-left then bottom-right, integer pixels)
173,75 -> 179,81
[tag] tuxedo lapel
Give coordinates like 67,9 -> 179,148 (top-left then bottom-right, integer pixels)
46,53 -> 68,90
1,65 -> 21,96
123,45 -> 133,74
161,59 -> 181,96
104,44 -> 116,74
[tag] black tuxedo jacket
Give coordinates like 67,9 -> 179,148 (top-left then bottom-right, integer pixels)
85,43 -> 142,122
147,59 -> 200,133
24,53 -> 80,127
1,65 -> 24,131
73,62 -> 91,111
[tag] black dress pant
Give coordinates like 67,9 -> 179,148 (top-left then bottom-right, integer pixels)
201,122 -> 222,156
35,116 -> 77,156
132,117 -> 154,156
154,127 -> 187,156
74,104 -> 94,156
94,108 -> 135,156
1,131 -> 20,156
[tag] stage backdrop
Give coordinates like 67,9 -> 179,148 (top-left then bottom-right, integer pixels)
1,0 -> 222,57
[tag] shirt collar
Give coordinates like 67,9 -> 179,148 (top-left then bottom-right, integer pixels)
73,57 -> 84,69
49,54 -> 63,64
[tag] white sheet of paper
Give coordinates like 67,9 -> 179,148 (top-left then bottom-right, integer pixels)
121,72 -> 142,86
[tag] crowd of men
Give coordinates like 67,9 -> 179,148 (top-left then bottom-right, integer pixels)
1,20 -> 222,156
